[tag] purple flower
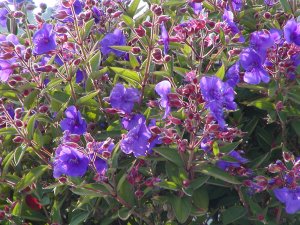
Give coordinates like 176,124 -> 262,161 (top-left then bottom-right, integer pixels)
53,145 -> 89,178
274,187 -> 300,214
0,8 -> 8,28
264,0 -> 277,6
217,150 -> 248,170
239,48 -> 270,85
56,0 -> 83,22
92,6 -> 103,24
226,63 -> 240,87
122,114 -> 145,130
100,29 -> 126,57
250,31 -> 274,59
200,76 -> 237,128
33,23 -> 57,55
88,141 -> 114,175
189,2 -> 202,15
0,60 -> 13,82
76,69 -> 84,83
120,114 -> 152,157
231,0 -> 243,11
223,10 -> 244,42
109,83 -> 140,114
155,80 -> 171,119
60,106 -> 87,135
160,23 -> 169,55
284,19 -> 300,46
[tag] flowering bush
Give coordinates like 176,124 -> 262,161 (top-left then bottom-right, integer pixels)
0,0 -> 300,224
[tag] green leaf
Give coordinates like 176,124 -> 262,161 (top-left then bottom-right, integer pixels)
118,207 -> 134,220
13,145 -> 26,166
219,141 -> 242,153
153,147 -> 183,166
212,141 -> 220,156
122,15 -> 134,27
71,187 -> 105,197
128,0 -> 140,17
0,127 -> 17,136
27,114 -> 36,140
280,0 -> 292,13
189,176 -> 210,190
83,19 -> 94,40
110,67 -> 141,84
89,51 -> 101,72
192,187 -> 209,211
157,181 -> 179,191
24,90 -> 39,110
76,90 -> 100,105
216,64 -> 225,80
222,205 -> 247,225
129,53 -> 140,69
15,165 -> 48,191
117,174 -> 135,205
69,210 -> 90,225
110,46 -> 132,53
171,197 -> 191,223
195,165 -> 241,184
247,98 -> 275,110
164,0 -> 185,6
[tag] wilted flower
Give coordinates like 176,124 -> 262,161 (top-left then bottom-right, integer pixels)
53,145 -> 89,178
33,23 -> 57,55
60,106 -> 87,135
200,76 -> 237,128
109,83 -> 140,114
239,48 -> 270,85
100,29 -> 126,57
284,19 -> 300,46
274,187 -> 300,214
155,80 -> 171,119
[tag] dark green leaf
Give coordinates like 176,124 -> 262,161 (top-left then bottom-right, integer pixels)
153,147 -> 183,166
24,90 -> 39,110
76,90 -> 99,105
15,165 -> 48,191
128,0 -> 140,17
89,51 -> 101,72
195,165 -> 241,184
171,197 -> 191,223
222,205 -> 247,225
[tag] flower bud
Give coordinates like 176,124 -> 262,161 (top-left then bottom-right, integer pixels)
112,11 -> 122,18
40,3 -> 47,10
56,26 -> 68,33
26,4 -> 37,11
157,15 -> 170,24
153,6 -> 162,16
38,105 -> 49,113
13,11 -> 25,18
54,10 -> 69,20
0,211 -> 5,220
131,47 -> 141,54
15,119 -> 23,127
143,21 -> 152,28
13,136 -> 24,143
135,25 -> 146,37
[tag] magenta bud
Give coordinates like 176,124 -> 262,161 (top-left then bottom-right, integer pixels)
54,10 -> 69,20
84,133 -> 94,142
179,7 -> 187,13
38,105 -> 49,113
26,4 -> 36,11
164,55 -> 171,62
135,25 -> 146,37
182,179 -> 190,188
150,4 -> 158,12
157,15 -> 170,24
0,211 -> 5,220
35,15 -> 44,23
131,47 -> 141,54
264,12 -> 271,19
152,48 -> 163,61
8,80 -> 16,87
13,11 -> 25,18
283,151 -> 295,162
0,52 -> 15,60
153,6 -> 162,16
143,21 -> 152,28
13,136 -> 24,143
15,119 -> 23,127
56,26 -> 68,33
134,190 -> 144,199
40,3 -> 47,10
106,7 -> 113,14
150,126 -> 161,134
162,137 -> 173,144
112,11 -> 122,18
59,177 -> 67,183
276,101 -> 283,111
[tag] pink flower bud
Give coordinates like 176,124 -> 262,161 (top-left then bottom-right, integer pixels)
135,25 -> 146,37
13,136 -> 24,143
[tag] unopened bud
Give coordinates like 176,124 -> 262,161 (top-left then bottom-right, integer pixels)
13,136 -> 24,143
131,47 -> 141,54
135,25 -> 146,37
